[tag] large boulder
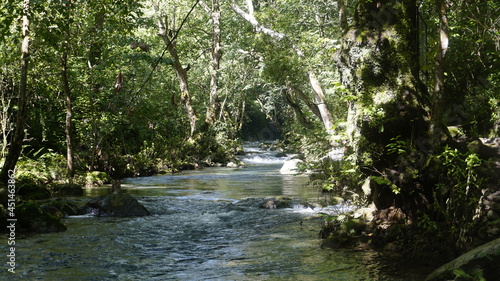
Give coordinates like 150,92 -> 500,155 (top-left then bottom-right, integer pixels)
16,201 -> 67,233
85,193 -> 150,217
259,197 -> 293,209
46,199 -> 85,216
51,183 -> 84,196
16,182 -> 51,200
279,159 -> 303,175
425,237 -> 500,281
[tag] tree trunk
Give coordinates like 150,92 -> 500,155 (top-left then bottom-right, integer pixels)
232,0 -> 336,144
430,0 -> 449,141
308,72 -> 335,137
337,0 -> 430,213
61,50 -> 74,179
338,0 -> 348,31
154,4 -> 197,137
0,83 -> 12,158
0,0 -> 30,183
88,11 -> 105,171
201,0 -> 222,125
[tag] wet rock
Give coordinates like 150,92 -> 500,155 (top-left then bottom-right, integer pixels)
40,205 -> 65,219
85,194 -> 150,217
226,162 -> 239,168
16,182 -> 51,200
425,237 -> 500,281
483,199 -> 500,211
51,183 -> 84,196
17,201 -> 67,233
279,159 -> 303,175
320,215 -> 367,248
47,199 -> 85,216
274,152 -> 287,158
353,206 -> 376,221
486,190 -> 500,202
259,197 -> 293,209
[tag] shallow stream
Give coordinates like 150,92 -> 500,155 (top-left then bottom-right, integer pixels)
8,144 -> 423,280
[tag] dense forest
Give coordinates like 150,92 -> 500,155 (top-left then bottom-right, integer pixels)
1,0 -> 499,278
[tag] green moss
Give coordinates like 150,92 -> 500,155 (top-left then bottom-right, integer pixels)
16,200 -> 66,233
47,199 -> 84,216
16,181 -> 51,200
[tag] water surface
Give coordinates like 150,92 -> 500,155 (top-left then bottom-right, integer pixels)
7,147 -> 421,280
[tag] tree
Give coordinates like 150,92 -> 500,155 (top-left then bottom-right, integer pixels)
152,0 -> 198,138
337,0 -> 432,211
200,0 -> 222,125
231,0 -> 338,145
0,0 -> 31,184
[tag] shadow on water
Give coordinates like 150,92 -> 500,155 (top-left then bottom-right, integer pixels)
9,147 -> 427,280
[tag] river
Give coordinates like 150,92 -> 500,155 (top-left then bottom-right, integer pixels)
9,144 -> 421,280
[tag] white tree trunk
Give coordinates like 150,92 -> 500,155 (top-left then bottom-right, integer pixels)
231,1 -> 336,144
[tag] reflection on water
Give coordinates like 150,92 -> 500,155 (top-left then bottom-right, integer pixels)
10,156 -> 423,280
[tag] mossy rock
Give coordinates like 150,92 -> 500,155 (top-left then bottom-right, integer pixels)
16,181 -> 51,200
341,218 -> 366,234
40,205 -> 65,219
259,197 -> 293,209
51,183 -> 84,196
84,194 -> 150,217
320,216 -> 368,248
46,199 -> 84,216
16,201 -> 67,233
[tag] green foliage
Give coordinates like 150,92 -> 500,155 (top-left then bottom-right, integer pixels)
423,145 -> 484,251
386,136 -> 407,155
16,152 -> 67,185
308,157 -> 365,204
453,268 -> 486,281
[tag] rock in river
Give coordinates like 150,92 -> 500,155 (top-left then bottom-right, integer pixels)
85,194 -> 150,217
279,159 -> 303,175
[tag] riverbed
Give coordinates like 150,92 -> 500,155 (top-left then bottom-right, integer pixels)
9,145 -> 422,280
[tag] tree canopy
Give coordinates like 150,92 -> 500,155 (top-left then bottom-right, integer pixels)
1,0 -> 499,257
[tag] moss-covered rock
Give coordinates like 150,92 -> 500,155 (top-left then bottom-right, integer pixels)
259,197 -> 293,209
16,201 -> 67,233
46,199 -> 84,216
84,194 -> 150,217
40,205 -> 65,219
320,215 -> 369,248
51,183 -> 84,196
16,181 -> 51,200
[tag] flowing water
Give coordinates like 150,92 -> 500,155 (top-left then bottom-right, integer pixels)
6,144 -> 423,280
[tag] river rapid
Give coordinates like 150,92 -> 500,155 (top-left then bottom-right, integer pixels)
7,144 -> 421,280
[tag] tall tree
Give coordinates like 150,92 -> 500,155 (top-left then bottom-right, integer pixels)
232,0 -> 336,143
337,0 -> 430,211
200,0 -> 222,125
430,0 -> 449,141
152,0 -> 198,137
0,0 -> 31,183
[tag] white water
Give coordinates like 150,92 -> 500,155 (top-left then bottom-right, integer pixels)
8,144 -> 422,280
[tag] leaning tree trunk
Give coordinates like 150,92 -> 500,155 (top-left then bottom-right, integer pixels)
0,0 -> 31,184
337,0 -> 432,214
232,0 -> 336,144
154,3 -> 197,138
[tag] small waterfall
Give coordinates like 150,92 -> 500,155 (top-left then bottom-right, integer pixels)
238,142 -> 291,165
